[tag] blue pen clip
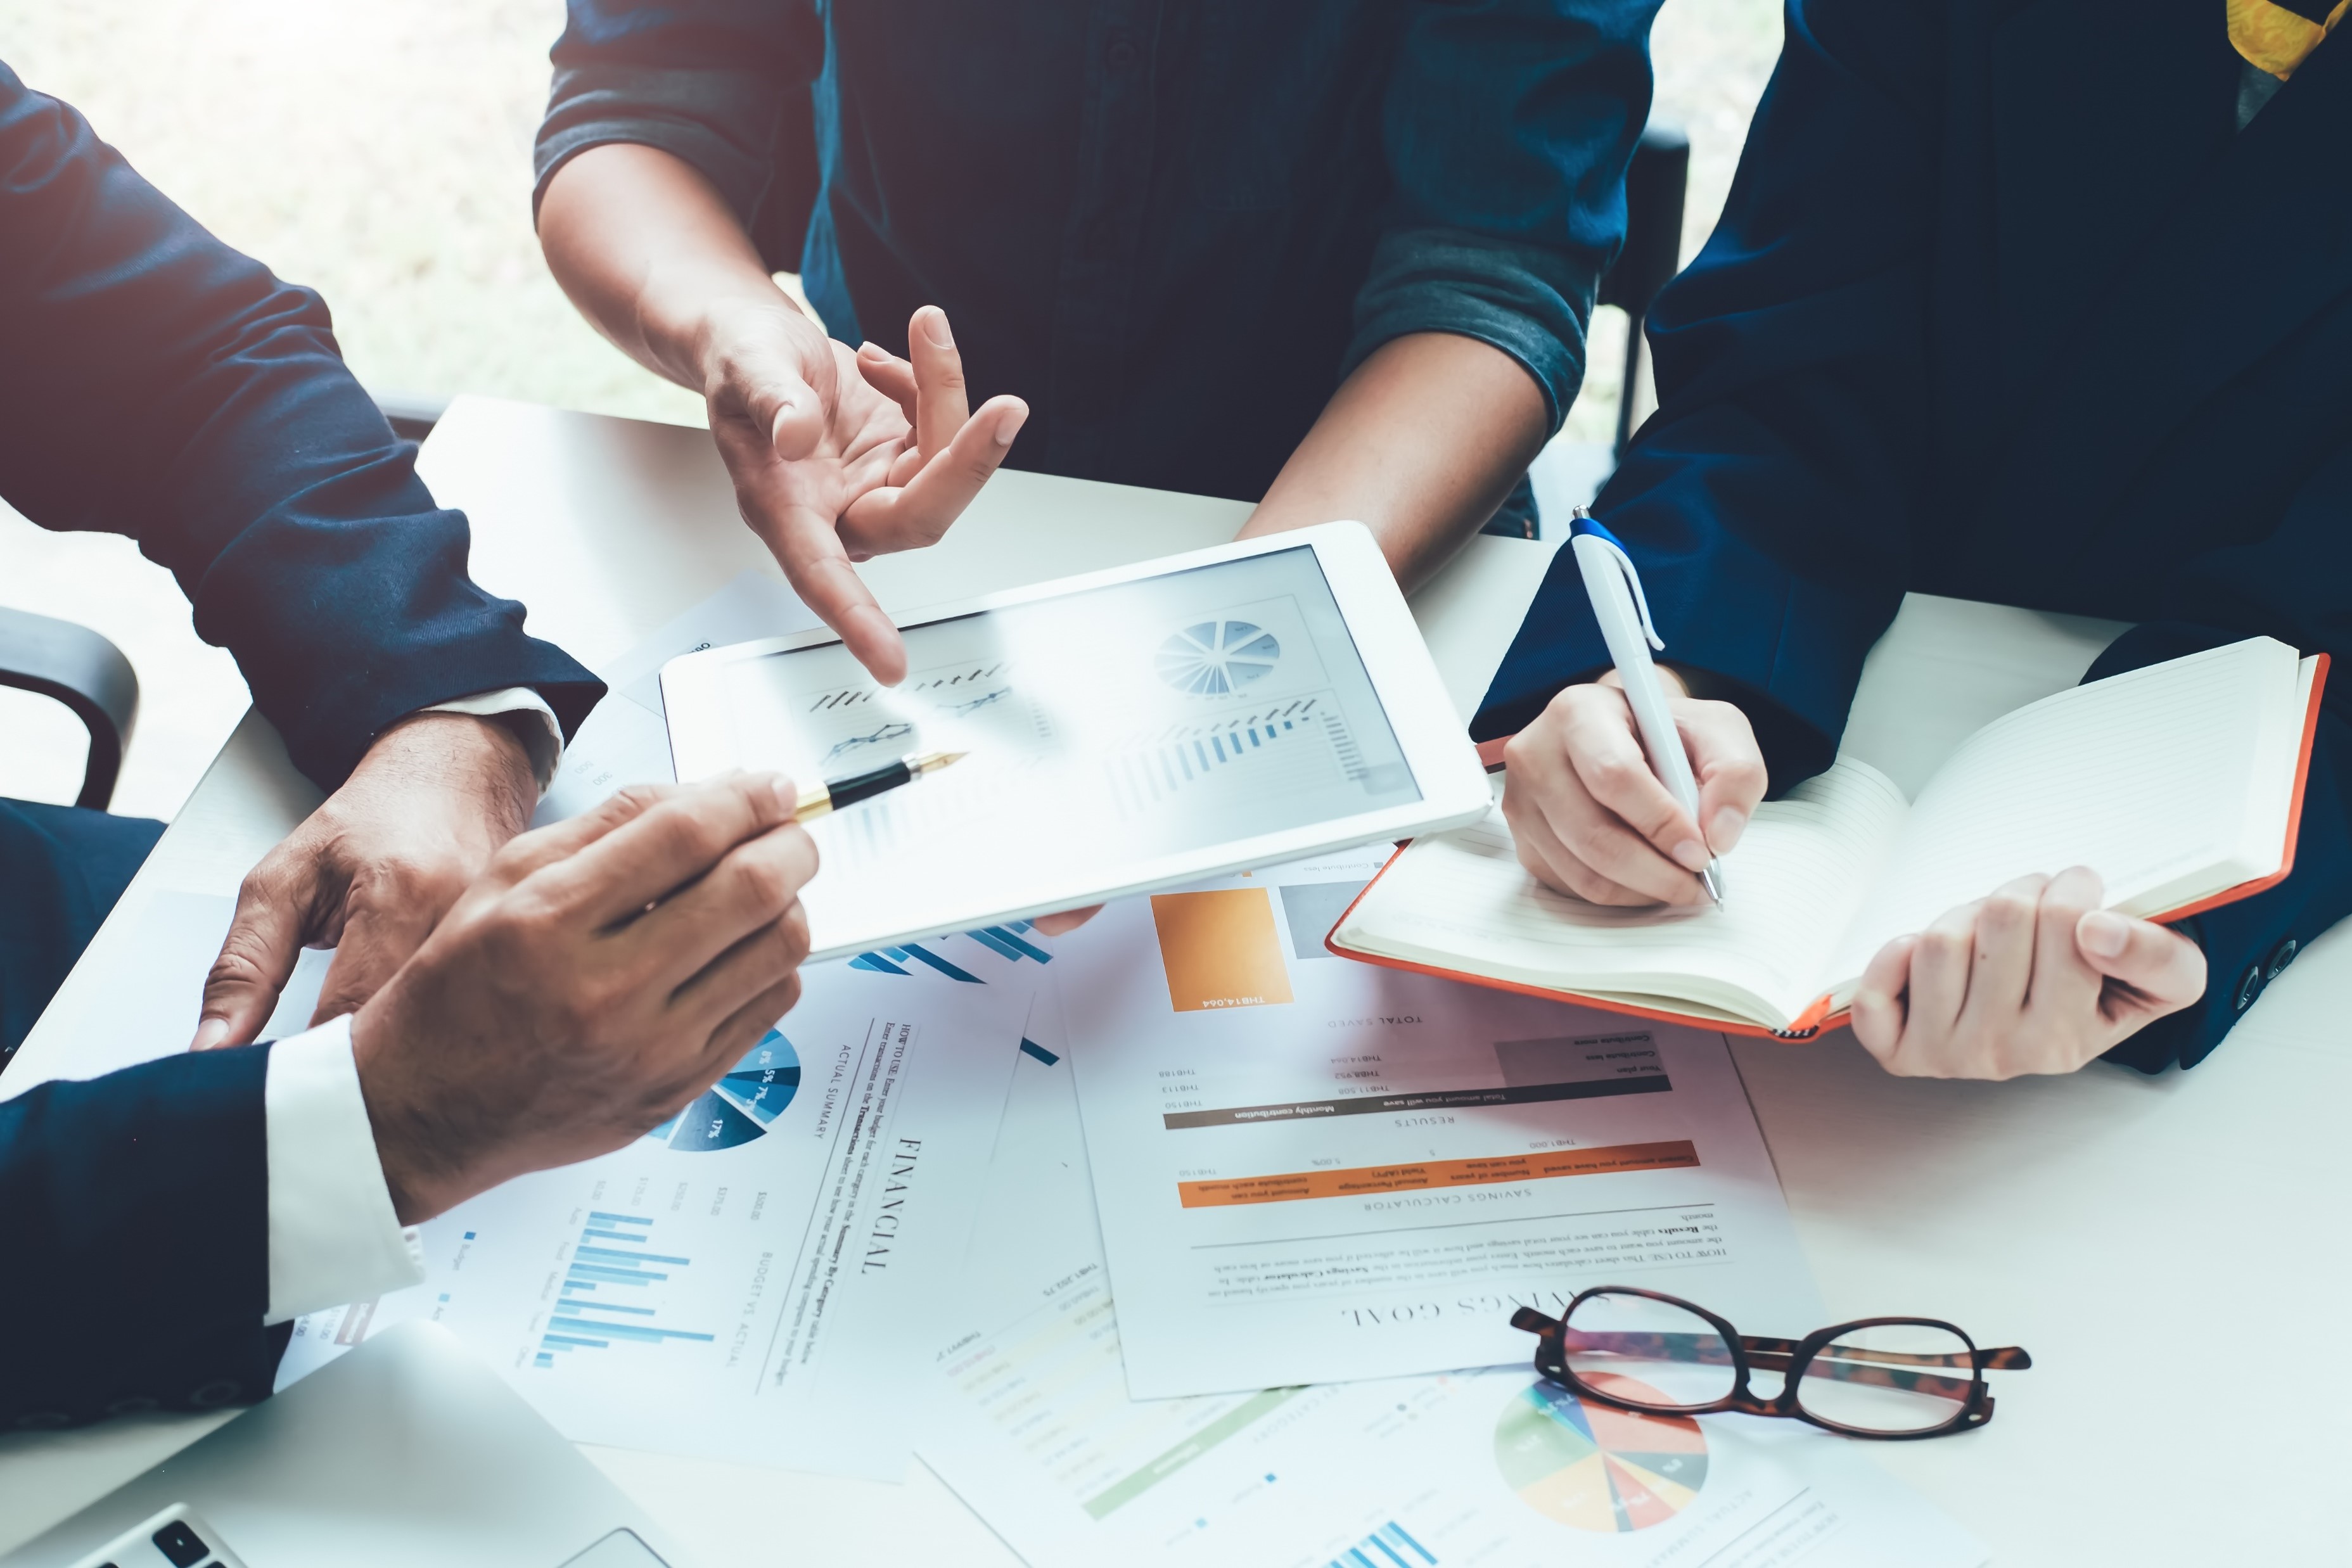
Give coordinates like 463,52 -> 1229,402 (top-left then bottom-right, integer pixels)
1568,507 -> 1665,652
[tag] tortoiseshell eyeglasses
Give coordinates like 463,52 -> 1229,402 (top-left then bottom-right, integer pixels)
1512,1285 -> 2031,1439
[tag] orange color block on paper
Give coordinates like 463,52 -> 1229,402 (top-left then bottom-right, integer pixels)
1177,1140 -> 1699,1208
1149,887 -> 1294,1012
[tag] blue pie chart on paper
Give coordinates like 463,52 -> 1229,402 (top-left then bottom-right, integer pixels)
1158,620 -> 1282,696
644,1029 -> 800,1152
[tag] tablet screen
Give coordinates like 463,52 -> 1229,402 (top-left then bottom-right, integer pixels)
706,545 -> 1420,937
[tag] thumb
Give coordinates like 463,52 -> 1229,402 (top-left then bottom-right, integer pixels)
1028,905 -> 1101,937
194,858 -> 320,1049
717,315 -> 834,462
2075,908 -> 2207,1010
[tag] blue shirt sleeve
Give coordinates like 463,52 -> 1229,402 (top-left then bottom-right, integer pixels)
534,0 -> 824,271
0,63 -> 603,790
1346,0 -> 1661,433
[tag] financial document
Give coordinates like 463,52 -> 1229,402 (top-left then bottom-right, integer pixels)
276,967 -> 1025,1478
923,1067 -> 1985,1568
1061,850 -> 1818,1396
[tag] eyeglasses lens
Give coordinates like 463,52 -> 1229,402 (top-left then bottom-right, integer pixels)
1796,1322 -> 1978,1434
1560,1290 -> 1737,1410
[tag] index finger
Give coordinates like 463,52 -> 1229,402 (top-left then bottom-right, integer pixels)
310,899 -> 438,1026
855,342 -> 920,429
765,500 -> 909,685
529,773 -> 798,927
2026,865 -> 2103,1023
1559,692 -> 1709,878
193,861 -> 314,1049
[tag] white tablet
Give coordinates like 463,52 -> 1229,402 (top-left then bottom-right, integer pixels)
660,521 -> 1490,959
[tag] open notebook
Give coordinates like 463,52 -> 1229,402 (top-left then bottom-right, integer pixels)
1330,637 -> 2328,1037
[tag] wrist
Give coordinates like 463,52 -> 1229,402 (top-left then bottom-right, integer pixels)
371,712 -> 537,838
349,997 -> 457,1225
679,279 -> 814,393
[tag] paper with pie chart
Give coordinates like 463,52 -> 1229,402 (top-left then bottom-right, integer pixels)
274,965 -> 1025,1479
923,1078 -> 1986,1568
674,544 -> 1434,957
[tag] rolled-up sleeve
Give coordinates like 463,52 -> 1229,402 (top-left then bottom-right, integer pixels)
534,1 -> 826,270
1346,0 -> 1661,431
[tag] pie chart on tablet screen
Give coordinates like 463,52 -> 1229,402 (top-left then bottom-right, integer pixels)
1493,1375 -> 1708,1532
1156,620 -> 1282,696
642,1029 -> 800,1152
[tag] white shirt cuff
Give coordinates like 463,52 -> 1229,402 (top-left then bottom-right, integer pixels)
421,686 -> 565,789
264,1015 -> 425,1325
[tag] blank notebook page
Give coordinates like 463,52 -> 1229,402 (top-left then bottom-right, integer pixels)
1827,637 -> 2301,982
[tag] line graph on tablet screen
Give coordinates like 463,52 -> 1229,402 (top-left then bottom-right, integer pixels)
771,636 -> 1393,834
823,721 -> 914,763
705,564 -> 1426,940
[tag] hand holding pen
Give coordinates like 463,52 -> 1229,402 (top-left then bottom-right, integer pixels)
1497,510 -> 1769,908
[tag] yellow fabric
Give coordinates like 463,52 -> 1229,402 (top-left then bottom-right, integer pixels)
2230,0 -> 2351,80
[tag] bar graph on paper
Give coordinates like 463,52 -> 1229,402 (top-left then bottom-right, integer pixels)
849,917 -> 1055,983
1331,1520 -> 1436,1568
535,1211 -> 717,1370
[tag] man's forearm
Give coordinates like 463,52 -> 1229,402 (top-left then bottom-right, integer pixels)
537,142 -> 798,390
1242,333 -> 1551,590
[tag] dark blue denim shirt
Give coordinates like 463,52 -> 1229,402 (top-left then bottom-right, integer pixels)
535,0 -> 1659,504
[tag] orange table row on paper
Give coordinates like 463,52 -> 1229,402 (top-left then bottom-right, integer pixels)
1177,1140 -> 1701,1209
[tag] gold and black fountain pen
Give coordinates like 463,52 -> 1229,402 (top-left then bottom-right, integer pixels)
793,750 -> 965,822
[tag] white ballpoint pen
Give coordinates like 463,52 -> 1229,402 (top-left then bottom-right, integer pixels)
1566,507 -> 1724,903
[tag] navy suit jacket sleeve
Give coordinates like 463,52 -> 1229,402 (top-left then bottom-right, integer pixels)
0,1047 -> 286,1426
0,63 -> 603,790
1474,1 -> 2351,1071
1478,0 -> 1939,770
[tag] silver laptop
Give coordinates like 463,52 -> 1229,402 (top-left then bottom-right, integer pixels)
3,1325 -> 687,1568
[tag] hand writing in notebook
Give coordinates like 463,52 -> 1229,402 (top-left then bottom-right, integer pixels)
1847,867 -> 2206,1078
1500,668 -> 1766,906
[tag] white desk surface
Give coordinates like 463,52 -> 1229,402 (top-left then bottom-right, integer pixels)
4,395 -> 2346,1564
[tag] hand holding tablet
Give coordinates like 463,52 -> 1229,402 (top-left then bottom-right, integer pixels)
659,521 -> 1490,958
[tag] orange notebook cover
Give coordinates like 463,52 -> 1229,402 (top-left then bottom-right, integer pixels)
1328,653 -> 2329,1041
